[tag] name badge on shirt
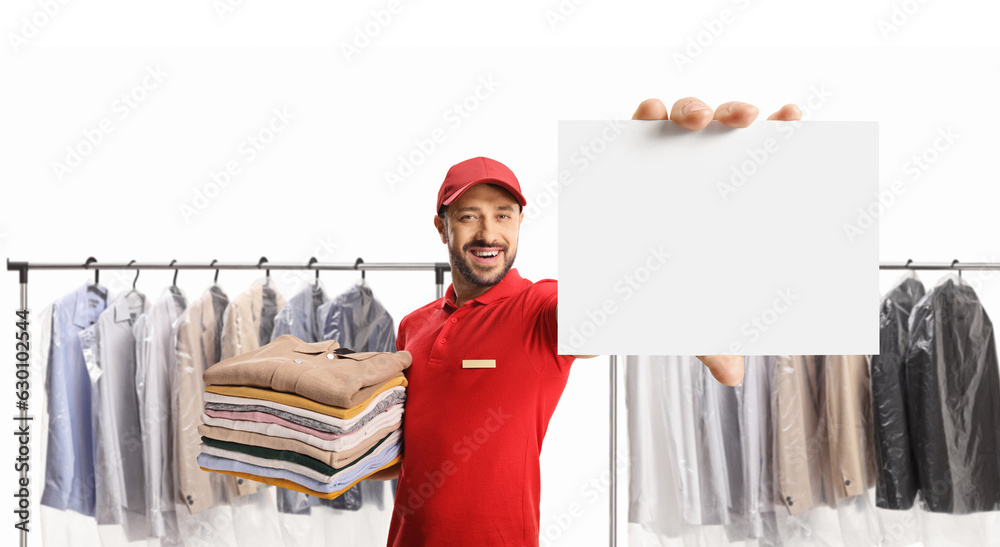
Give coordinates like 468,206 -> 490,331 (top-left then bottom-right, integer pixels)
462,359 -> 496,369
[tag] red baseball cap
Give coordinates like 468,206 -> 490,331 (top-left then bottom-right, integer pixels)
436,157 -> 527,215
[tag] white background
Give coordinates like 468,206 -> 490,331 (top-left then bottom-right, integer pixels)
2,1 -> 1000,546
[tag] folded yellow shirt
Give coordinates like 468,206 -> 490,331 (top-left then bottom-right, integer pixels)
205,375 -> 407,419
199,455 -> 402,500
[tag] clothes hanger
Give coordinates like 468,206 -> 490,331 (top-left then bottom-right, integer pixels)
122,259 -> 145,304
164,259 -> 187,298
258,256 -> 271,287
355,257 -> 366,286
129,260 -> 140,291
308,257 -> 320,288
210,259 -> 221,285
169,259 -> 180,288
84,256 -> 105,297
952,259 -> 963,282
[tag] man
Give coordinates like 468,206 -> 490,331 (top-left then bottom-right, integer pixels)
373,97 -> 803,546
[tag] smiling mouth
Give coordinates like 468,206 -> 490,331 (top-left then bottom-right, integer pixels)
469,247 -> 503,264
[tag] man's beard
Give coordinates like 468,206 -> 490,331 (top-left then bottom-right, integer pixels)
449,240 -> 517,287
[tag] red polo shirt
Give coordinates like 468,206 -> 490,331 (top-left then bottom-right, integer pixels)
386,268 -> 575,546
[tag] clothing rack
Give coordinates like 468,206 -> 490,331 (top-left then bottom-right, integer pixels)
6,257 -> 449,547
607,260 -> 1000,547
10,259 -> 1000,547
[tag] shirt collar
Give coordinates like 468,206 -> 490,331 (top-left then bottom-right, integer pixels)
441,268 -> 525,310
111,292 -> 147,324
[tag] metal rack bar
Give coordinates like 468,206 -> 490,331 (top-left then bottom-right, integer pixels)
880,261 -> 1000,270
6,258 -> 452,298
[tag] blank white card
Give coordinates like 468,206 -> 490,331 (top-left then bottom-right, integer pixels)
556,120 -> 879,356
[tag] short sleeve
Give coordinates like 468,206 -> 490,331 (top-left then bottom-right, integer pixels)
522,280 -> 570,375
528,281 -> 558,342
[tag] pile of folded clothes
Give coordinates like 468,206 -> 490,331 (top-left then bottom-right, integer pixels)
197,334 -> 409,500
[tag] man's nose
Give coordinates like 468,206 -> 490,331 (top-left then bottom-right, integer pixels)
475,218 -> 499,243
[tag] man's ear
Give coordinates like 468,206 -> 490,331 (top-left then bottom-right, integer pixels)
434,215 -> 447,244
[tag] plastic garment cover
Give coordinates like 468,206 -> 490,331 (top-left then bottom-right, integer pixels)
270,281 -> 329,347
173,283 -> 282,546
267,282 -> 364,514
318,277 -> 398,509
174,285 -> 244,516
78,290 -> 150,541
773,355 -> 876,515
870,272 -> 925,510
221,277 -> 286,362
133,286 -> 187,544
319,278 -> 397,354
905,274 -> 1000,514
625,355 -> 745,539
626,355 -> 895,547
734,355 -> 778,543
40,283 -> 108,518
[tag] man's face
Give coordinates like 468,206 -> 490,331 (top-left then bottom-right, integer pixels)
436,183 -> 523,287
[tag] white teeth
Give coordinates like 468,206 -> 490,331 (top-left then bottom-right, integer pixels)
473,250 -> 499,257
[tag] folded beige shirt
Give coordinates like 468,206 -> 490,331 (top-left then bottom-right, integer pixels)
203,334 -> 411,408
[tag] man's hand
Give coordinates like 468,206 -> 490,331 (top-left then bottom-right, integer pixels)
632,97 -> 803,386
632,97 -> 802,127
695,355 -> 744,387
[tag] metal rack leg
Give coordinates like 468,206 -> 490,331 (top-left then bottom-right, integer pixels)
610,354 -> 617,547
18,272 -> 28,547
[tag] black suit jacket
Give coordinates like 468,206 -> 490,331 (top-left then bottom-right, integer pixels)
906,276 -> 1000,513
871,276 -> 925,510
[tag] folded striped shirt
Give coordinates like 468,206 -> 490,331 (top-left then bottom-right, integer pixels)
200,429 -> 402,482
200,405 -> 403,452
200,455 -> 401,501
204,387 -> 405,434
198,420 -> 401,468
197,437 -> 401,493
205,375 -> 406,419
